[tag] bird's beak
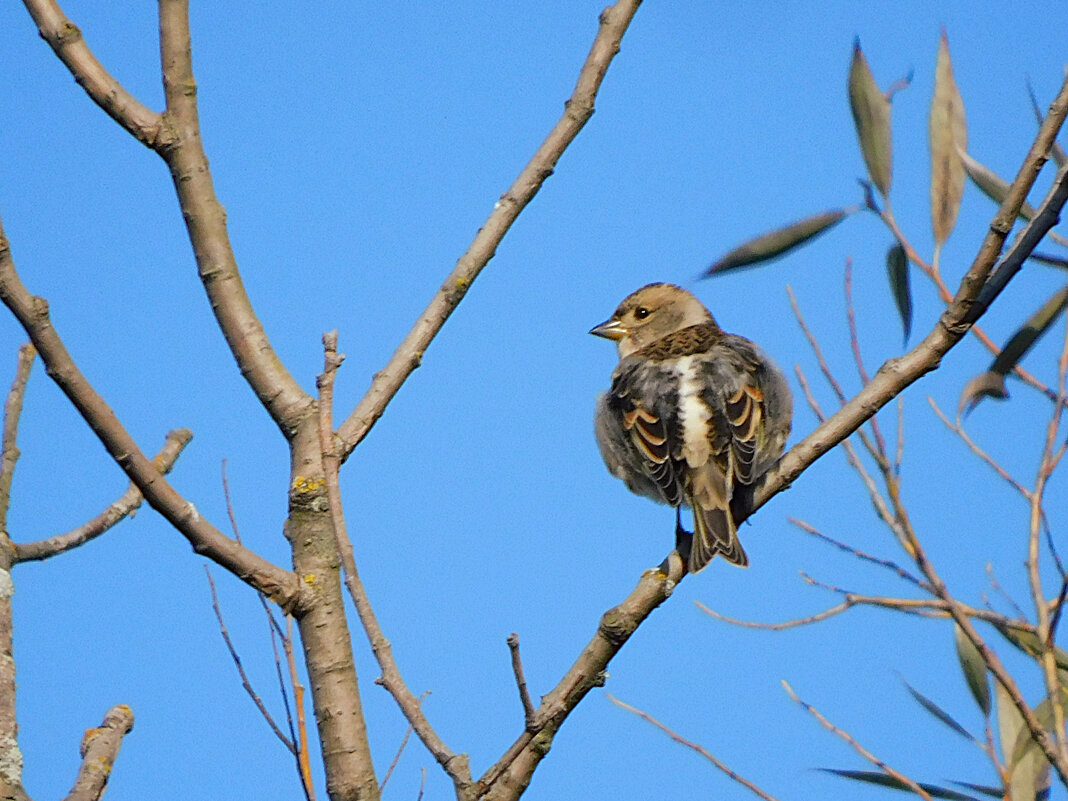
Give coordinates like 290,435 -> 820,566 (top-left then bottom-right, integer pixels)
589,318 -> 626,341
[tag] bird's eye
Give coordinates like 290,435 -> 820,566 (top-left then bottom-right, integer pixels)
634,307 -> 651,320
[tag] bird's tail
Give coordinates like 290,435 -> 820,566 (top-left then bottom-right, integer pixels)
688,495 -> 748,572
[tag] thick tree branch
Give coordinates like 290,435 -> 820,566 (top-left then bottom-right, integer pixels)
21,0 -> 167,147
317,332 -> 467,799
62,705 -> 134,801
480,71 -> 1068,801
14,429 -> 191,562
0,219 -> 306,612
336,0 -> 644,457
156,0 -> 312,437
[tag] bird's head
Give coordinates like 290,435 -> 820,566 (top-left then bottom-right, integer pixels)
590,283 -> 715,358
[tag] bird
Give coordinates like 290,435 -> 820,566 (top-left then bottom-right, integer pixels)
590,282 -> 791,573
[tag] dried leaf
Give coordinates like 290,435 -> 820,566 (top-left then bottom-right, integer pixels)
959,286 -> 1068,414
954,623 -> 991,716
886,243 -> 912,345
990,286 -> 1068,377
1028,79 -> 1068,169
1000,685 -> 1055,801
819,770 -> 981,800
848,39 -> 893,197
958,371 -> 1009,416
958,147 -> 1038,220
929,31 -> 968,245
704,208 -> 851,275
903,678 -> 978,741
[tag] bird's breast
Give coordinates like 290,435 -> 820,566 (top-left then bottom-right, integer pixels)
673,355 -> 712,469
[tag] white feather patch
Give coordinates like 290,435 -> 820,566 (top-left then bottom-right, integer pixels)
675,355 -> 711,468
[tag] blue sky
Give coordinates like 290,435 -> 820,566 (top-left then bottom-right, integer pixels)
2,2 -> 1067,800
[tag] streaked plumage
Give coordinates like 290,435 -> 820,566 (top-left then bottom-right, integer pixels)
591,283 -> 791,572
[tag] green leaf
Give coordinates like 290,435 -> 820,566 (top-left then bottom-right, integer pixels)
902,678 -> 978,741
848,39 -> 893,197
958,147 -> 1038,221
992,622 -> 1068,669
954,624 -> 991,716
704,208 -> 852,275
886,243 -> 912,345
820,769 -> 981,800
1009,688 -> 1068,768
929,31 -> 967,246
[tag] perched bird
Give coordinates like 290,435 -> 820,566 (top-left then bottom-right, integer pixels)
591,283 -> 791,572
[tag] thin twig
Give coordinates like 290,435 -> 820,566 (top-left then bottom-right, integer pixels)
986,565 -> 1029,621
416,767 -> 426,801
285,615 -> 316,801
14,429 -> 192,562
0,343 -> 34,531
336,0 -> 645,458
788,288 -> 887,471
928,397 -> 1032,500
895,396 -> 905,476
788,517 -> 927,589
844,259 -> 888,457
381,690 -> 430,793
204,566 -> 294,753
507,633 -> 536,728
316,331 -> 471,797
606,693 -> 782,801
782,681 -> 933,801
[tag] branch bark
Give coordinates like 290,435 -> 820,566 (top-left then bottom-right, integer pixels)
336,0 -> 645,457
14,429 -> 191,562
0,219 -> 305,611
62,705 -> 134,801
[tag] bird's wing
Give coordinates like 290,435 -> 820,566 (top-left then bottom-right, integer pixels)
606,361 -> 686,507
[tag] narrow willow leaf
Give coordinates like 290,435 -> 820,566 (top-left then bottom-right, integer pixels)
990,286 -> 1068,376
958,371 -> 1009,416
954,623 -> 991,716
704,208 -> 851,275
929,31 -> 968,245
992,621 -> 1068,670
903,678 -> 978,740
1006,691 -> 1054,801
958,147 -> 1038,220
1028,80 -> 1068,168
995,682 -> 1024,772
819,770 -> 981,800
948,781 -> 1007,799
1009,688 -> 1068,768
886,243 -> 912,344
848,39 -> 893,197
959,286 -> 1068,413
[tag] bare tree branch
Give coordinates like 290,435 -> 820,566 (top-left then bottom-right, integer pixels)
336,0 -> 645,457
506,634 -> 536,729
204,566 -> 294,753
0,218 -> 306,611
0,343 -> 34,532
14,429 -> 191,562
317,331 -> 468,798
606,693 -> 782,801
21,0 -> 166,146
156,0 -> 312,436
61,705 -> 135,801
